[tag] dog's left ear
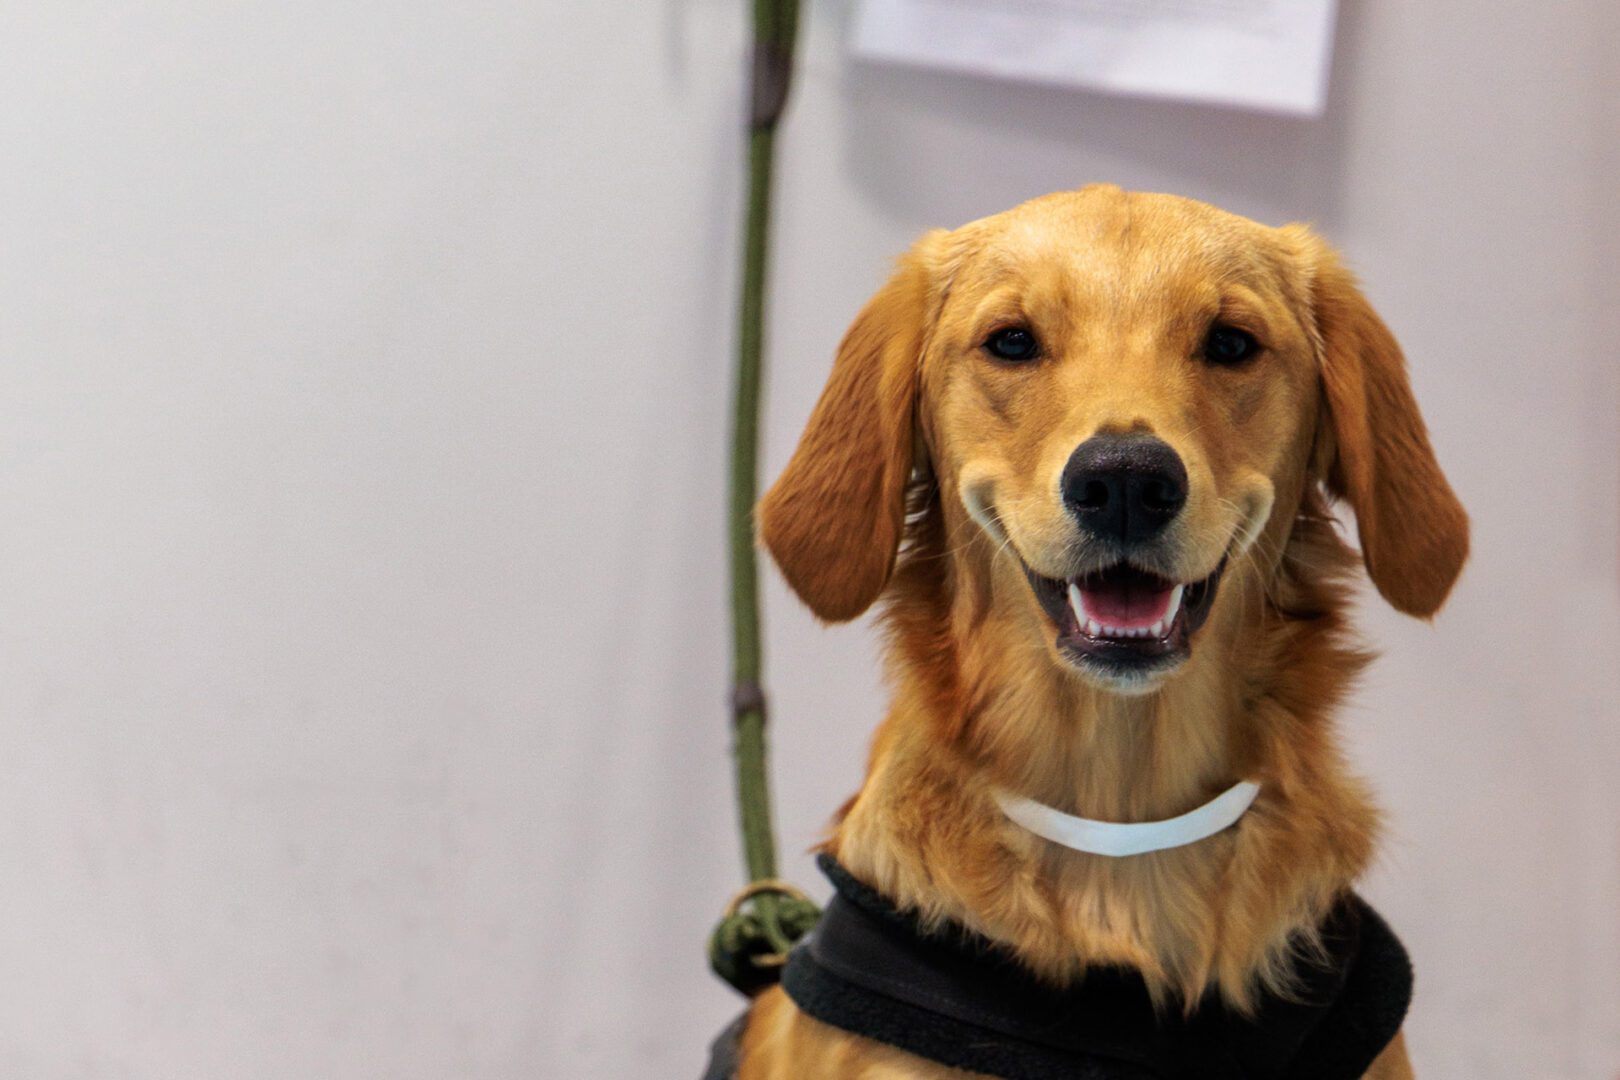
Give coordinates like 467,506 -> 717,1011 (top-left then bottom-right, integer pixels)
758,233 -> 945,622
1288,227 -> 1470,618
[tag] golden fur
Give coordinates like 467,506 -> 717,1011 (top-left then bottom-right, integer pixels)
743,187 -> 1467,1080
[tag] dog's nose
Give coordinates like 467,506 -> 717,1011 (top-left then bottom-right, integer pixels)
1061,435 -> 1187,544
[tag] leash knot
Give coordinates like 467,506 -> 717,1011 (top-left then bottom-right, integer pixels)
708,879 -> 821,996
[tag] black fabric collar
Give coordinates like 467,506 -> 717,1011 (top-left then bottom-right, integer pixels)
776,855 -> 1412,1080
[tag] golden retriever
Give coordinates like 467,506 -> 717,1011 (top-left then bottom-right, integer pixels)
739,185 -> 1467,1079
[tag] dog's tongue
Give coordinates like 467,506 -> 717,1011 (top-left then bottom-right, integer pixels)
1077,566 -> 1176,630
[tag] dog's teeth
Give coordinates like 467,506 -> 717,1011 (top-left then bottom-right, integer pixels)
1148,620 -> 1164,638
1086,619 -> 1102,637
1164,584 -> 1185,626
1067,583 -> 1085,626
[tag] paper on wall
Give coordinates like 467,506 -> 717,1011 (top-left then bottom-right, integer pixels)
852,0 -> 1339,116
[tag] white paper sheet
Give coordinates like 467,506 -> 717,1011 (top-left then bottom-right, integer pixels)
853,0 -> 1339,116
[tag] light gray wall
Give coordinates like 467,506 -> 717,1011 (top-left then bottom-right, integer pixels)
1,2 -> 1616,1078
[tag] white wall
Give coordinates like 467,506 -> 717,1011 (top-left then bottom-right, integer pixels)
0,3 -> 1615,1078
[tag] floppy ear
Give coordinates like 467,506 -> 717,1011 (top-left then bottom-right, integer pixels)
758,237 -> 941,622
1293,229 -> 1469,617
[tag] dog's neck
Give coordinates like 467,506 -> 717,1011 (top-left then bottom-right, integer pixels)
826,496 -> 1379,1009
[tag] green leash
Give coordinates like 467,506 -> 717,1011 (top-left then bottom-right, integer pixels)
707,0 -> 821,998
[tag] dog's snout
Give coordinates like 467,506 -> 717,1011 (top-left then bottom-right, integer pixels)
1061,435 -> 1187,544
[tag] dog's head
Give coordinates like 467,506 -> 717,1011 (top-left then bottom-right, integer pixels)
761,187 -> 1467,695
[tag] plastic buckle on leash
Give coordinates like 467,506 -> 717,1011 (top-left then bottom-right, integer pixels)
709,879 -> 821,997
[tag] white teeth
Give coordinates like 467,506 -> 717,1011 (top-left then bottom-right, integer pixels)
1068,580 -> 1186,641
1164,584 -> 1185,627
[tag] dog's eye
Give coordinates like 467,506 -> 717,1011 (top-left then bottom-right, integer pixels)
985,327 -> 1039,362
1203,325 -> 1260,366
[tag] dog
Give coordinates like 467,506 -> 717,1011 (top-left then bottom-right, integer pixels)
733,185 -> 1467,1079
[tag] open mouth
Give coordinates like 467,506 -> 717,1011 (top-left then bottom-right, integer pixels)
1022,559 -> 1226,677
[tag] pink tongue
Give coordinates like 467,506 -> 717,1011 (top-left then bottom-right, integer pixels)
1079,571 -> 1174,629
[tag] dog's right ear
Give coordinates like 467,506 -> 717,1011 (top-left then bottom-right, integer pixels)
758,234 -> 945,622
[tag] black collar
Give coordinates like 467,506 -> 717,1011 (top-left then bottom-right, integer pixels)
775,855 -> 1411,1080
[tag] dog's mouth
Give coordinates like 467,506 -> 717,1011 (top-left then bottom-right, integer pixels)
1022,559 -> 1226,679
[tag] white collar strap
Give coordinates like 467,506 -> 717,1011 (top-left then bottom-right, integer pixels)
992,780 -> 1261,857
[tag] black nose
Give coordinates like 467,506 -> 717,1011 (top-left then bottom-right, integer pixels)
1061,435 -> 1187,544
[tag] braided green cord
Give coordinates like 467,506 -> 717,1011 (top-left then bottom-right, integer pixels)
713,0 -> 810,995
729,0 -> 801,896
730,122 -> 777,889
